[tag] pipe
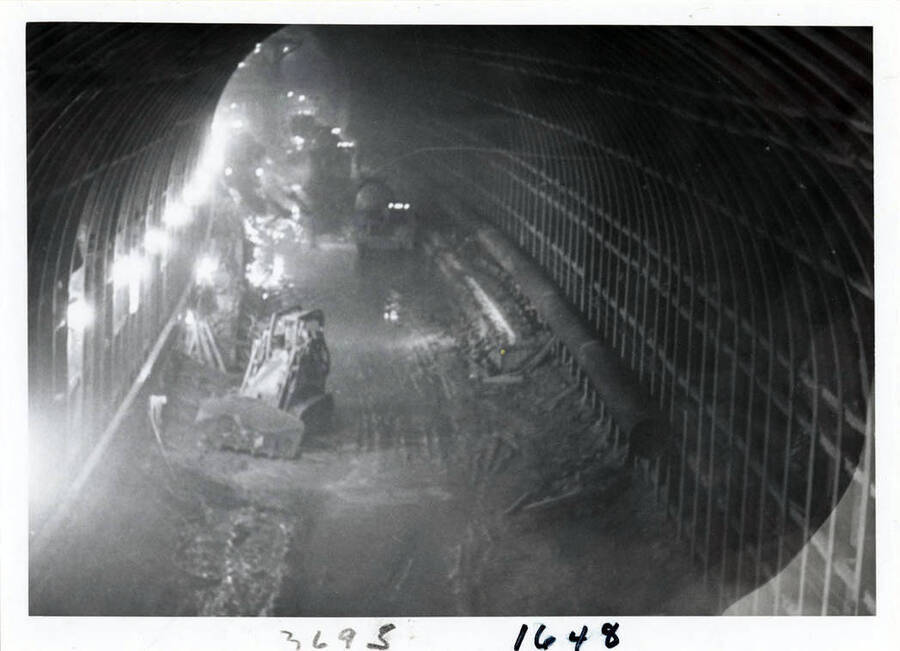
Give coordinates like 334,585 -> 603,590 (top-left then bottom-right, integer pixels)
472,222 -> 668,445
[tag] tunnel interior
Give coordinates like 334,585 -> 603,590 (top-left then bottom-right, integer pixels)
27,24 -> 873,616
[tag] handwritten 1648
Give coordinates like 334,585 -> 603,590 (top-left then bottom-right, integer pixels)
514,623 -> 620,650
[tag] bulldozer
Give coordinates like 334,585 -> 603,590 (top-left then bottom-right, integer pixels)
196,305 -> 333,459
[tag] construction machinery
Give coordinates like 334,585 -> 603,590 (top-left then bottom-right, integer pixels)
352,179 -> 416,254
196,304 -> 333,458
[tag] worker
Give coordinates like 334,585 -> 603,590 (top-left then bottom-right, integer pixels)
291,316 -> 330,402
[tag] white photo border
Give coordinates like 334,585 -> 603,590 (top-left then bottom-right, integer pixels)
2,2 -> 898,649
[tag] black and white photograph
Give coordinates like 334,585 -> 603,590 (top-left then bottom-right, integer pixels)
2,1 -> 898,649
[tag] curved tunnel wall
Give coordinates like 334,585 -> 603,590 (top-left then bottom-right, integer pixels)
27,24 -> 274,497
26,25 -> 873,614
321,26 -> 874,614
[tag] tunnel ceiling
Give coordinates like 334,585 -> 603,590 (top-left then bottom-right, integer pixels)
325,26 -> 872,269
27,24 -> 873,379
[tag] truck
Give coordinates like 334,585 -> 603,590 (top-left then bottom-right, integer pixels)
351,179 -> 416,255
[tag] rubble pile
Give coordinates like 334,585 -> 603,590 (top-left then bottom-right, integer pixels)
197,395 -> 306,459
176,505 -> 295,616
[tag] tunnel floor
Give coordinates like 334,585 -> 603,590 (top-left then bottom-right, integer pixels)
31,235 -> 720,616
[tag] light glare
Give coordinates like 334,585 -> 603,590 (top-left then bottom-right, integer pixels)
112,253 -> 147,287
144,228 -> 169,255
67,298 -> 94,330
195,256 -> 218,285
162,201 -> 190,228
182,179 -> 204,207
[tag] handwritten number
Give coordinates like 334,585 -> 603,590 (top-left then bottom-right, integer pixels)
514,624 -> 529,650
367,623 -> 396,650
601,622 -> 620,649
568,626 -> 588,651
313,630 -> 328,648
534,624 -> 556,649
281,630 -> 301,651
338,628 -> 357,649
